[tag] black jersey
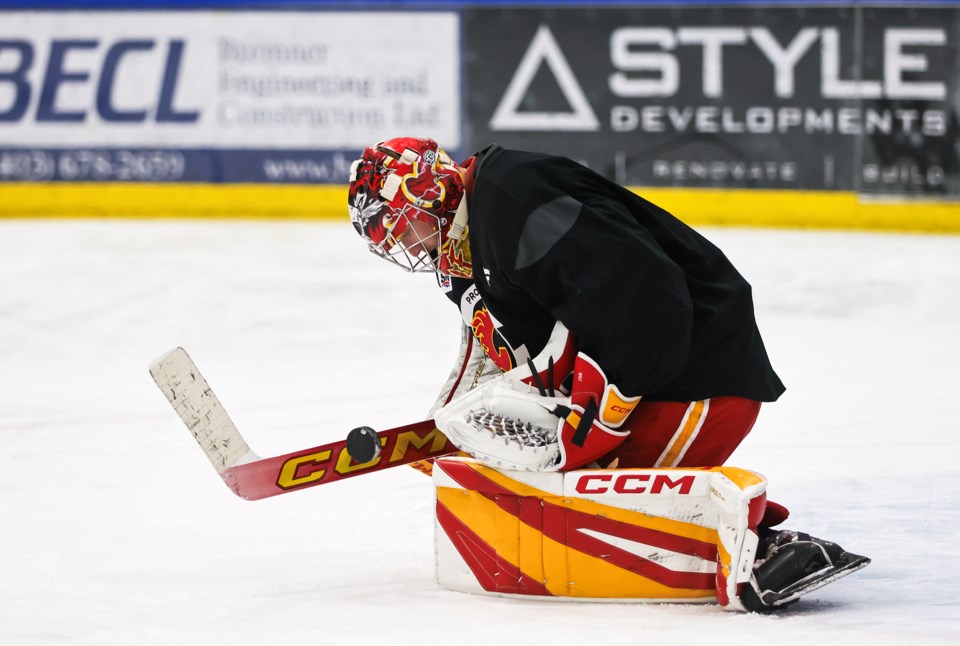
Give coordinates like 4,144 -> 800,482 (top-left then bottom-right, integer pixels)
446,145 -> 784,403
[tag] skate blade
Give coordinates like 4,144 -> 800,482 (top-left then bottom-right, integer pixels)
765,553 -> 871,607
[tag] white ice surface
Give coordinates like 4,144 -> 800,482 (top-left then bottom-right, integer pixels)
1,220 -> 958,645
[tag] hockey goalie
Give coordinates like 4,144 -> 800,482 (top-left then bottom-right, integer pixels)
344,137 -> 871,611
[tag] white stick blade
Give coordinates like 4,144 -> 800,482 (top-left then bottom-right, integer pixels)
149,347 -> 254,474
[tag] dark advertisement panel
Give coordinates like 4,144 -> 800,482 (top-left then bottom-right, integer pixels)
464,6 -> 960,195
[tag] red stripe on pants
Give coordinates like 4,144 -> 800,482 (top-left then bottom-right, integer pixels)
599,397 -> 762,468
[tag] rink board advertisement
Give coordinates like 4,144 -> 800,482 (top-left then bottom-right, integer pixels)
0,11 -> 460,183
1,3 -> 959,229
464,6 -> 960,197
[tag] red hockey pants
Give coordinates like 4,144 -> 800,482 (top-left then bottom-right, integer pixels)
599,397 -> 762,468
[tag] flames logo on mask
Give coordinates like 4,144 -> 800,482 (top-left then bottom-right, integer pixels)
401,165 -> 447,212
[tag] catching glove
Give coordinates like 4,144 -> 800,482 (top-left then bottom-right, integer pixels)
434,352 -> 640,471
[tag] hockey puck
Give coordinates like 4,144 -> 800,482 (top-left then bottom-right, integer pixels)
346,426 -> 381,463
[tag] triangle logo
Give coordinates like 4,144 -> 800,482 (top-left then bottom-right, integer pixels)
489,25 -> 600,132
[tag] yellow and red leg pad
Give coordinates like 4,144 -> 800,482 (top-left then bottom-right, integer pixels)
433,457 -> 767,607
710,468 -> 767,610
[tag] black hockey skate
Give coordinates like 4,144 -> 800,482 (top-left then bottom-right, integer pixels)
740,530 -> 871,613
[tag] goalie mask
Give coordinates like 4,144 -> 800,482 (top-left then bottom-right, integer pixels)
347,137 -> 469,276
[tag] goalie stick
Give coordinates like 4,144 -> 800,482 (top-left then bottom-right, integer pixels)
149,348 -> 455,501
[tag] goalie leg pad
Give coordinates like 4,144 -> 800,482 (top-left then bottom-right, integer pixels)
710,469 -> 768,610
433,457 -> 770,604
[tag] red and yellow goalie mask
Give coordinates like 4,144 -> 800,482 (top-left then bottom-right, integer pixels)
347,137 -> 472,278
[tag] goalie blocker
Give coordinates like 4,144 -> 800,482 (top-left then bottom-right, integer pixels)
433,458 -> 869,611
